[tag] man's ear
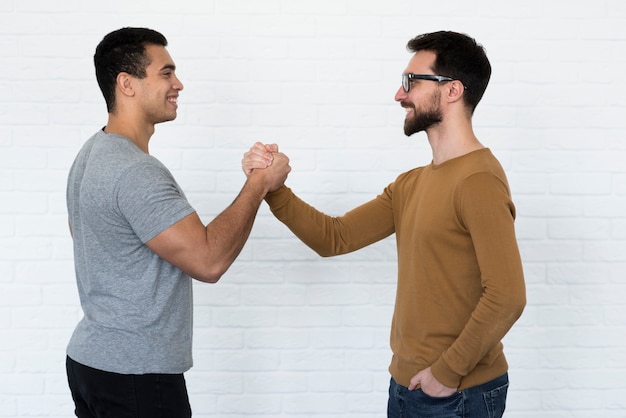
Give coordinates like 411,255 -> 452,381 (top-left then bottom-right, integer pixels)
446,79 -> 465,103
116,72 -> 135,98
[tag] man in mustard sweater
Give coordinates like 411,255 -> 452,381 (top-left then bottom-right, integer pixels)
243,31 -> 526,418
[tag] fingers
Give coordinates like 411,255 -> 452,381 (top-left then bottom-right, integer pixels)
242,142 -> 276,175
241,153 -> 268,175
268,152 -> 291,176
264,143 -> 278,153
271,151 -> 288,165
263,152 -> 291,192
410,368 -> 457,397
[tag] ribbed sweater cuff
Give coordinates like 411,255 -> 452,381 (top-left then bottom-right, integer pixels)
430,357 -> 462,389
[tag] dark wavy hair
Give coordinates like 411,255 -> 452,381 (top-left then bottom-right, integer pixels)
94,27 -> 168,113
407,31 -> 491,115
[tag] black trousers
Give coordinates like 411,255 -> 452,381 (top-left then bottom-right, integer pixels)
66,356 -> 192,418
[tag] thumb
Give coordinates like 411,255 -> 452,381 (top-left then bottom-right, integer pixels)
264,143 -> 279,153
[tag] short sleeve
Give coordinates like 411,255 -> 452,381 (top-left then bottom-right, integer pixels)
116,161 -> 195,243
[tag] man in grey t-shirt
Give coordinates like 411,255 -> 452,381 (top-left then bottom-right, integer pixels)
65,27 -> 290,417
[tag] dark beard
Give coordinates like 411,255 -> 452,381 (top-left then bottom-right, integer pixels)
403,107 -> 442,135
402,91 -> 443,136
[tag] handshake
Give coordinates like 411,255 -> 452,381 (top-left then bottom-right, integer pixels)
242,142 -> 291,193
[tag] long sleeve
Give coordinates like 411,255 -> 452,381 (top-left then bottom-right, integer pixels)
264,185 -> 395,256
431,171 -> 526,388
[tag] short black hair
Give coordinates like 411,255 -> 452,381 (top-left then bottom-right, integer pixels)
94,27 -> 168,113
407,31 -> 491,114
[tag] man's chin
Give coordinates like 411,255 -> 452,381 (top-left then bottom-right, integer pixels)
403,122 -> 420,137
404,119 -> 441,137
156,115 -> 177,124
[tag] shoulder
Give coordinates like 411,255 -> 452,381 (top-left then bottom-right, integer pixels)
462,148 -> 507,176
90,133 -> 169,178
461,149 -> 509,189
394,165 -> 427,184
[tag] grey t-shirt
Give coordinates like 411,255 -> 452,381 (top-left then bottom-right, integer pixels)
66,130 -> 195,374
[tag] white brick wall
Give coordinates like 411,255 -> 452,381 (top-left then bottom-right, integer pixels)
1,0 -> 625,416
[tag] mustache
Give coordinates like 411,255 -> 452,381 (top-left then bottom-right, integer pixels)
400,101 -> 415,109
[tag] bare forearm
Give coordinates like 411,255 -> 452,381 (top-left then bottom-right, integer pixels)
202,177 -> 267,279
146,176 -> 267,283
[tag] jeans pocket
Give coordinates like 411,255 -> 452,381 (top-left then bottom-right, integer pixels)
409,389 -> 463,417
482,381 -> 509,418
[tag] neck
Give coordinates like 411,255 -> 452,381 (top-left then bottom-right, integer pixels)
426,117 -> 483,165
104,113 -> 155,154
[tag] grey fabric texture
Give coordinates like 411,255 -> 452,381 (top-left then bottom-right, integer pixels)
66,130 -> 195,374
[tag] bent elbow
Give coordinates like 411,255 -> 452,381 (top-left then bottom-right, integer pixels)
311,242 -> 344,258
508,293 -> 527,322
192,270 -> 223,284
316,249 -> 335,258
188,261 -> 228,284
516,295 -> 527,318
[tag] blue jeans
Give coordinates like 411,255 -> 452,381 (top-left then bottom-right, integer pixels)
387,373 -> 509,418
66,356 -> 192,418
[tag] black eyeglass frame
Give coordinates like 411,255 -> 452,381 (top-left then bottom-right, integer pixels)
401,73 -> 465,93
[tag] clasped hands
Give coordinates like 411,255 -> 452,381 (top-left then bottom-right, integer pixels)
242,142 -> 290,192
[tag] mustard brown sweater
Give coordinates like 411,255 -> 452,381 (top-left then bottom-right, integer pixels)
264,148 -> 526,390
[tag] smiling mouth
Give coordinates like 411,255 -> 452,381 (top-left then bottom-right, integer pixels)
167,96 -> 178,105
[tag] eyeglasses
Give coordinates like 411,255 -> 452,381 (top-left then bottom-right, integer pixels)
401,73 -> 460,93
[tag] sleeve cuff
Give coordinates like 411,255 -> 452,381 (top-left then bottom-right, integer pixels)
264,185 -> 291,208
430,356 -> 462,389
